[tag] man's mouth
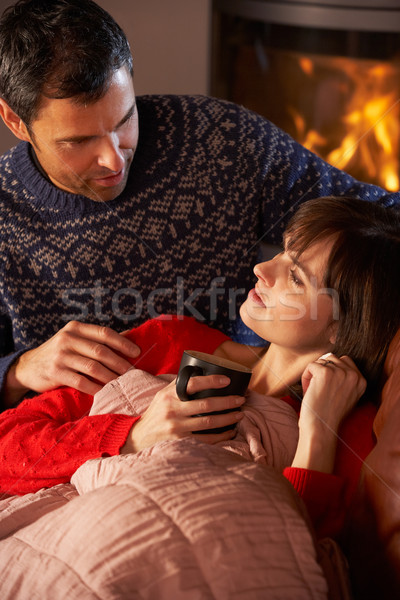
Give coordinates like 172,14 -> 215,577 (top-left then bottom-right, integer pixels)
93,168 -> 125,187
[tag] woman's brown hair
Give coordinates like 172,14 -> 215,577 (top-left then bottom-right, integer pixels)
285,196 -> 400,398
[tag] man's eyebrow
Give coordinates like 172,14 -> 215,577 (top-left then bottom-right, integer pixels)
115,101 -> 136,129
55,102 -> 136,144
55,132 -> 93,144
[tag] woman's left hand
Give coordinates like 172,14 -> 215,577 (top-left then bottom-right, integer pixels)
300,353 -> 367,433
292,354 -> 367,472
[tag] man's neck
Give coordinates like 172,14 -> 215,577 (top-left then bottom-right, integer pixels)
29,145 -> 51,183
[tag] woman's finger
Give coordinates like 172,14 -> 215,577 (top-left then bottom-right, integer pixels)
301,354 -> 341,394
188,408 -> 244,433
185,374 -> 231,395
179,394 -> 245,418
192,428 -> 237,444
317,352 -> 341,367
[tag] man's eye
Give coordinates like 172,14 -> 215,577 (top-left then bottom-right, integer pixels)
60,139 -> 88,147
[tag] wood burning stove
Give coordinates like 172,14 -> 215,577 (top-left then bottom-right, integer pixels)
211,1 -> 400,190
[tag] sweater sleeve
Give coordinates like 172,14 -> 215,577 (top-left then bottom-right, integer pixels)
0,307 -> 27,412
259,123 -> 399,247
125,314 -> 231,375
0,386 -> 138,496
279,397 -> 348,539
0,349 -> 26,413
283,467 -> 347,539
282,402 -> 377,540
0,316 -> 229,496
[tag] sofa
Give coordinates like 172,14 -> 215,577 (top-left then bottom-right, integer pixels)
346,328 -> 400,597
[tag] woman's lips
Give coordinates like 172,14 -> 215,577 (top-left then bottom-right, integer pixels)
248,287 -> 266,307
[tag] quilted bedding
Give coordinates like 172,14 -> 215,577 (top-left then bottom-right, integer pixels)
0,369 -> 351,599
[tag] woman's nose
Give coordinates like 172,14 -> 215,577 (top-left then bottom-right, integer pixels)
254,260 -> 275,287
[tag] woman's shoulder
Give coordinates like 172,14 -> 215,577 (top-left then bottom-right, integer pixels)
214,340 -> 266,369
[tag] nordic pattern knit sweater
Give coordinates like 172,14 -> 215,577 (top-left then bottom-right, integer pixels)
1,95 -> 399,398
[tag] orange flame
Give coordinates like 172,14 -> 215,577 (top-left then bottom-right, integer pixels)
291,55 -> 400,191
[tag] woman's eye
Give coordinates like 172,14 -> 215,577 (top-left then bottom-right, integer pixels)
289,269 -> 303,287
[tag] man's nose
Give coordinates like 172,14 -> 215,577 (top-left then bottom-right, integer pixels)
97,134 -> 125,172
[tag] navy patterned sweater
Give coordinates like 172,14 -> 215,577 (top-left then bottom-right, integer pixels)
1,94 -> 399,395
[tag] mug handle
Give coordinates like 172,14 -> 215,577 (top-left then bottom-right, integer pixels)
176,365 -> 203,400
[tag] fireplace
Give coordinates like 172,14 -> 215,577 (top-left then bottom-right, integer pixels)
211,1 -> 400,191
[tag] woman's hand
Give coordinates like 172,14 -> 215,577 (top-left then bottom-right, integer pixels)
291,353 -> 367,473
121,374 -> 245,454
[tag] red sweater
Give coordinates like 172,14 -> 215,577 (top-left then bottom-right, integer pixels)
283,400 -> 376,539
0,316 -> 376,539
0,316 -> 229,496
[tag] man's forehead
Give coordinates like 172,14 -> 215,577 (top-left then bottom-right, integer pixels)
32,68 -> 136,135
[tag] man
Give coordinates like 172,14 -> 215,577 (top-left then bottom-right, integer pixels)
0,0 -> 399,411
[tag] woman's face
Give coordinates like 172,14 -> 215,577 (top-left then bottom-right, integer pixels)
240,237 -> 338,354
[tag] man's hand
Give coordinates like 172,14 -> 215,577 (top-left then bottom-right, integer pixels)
121,374 -> 245,454
4,321 -> 140,407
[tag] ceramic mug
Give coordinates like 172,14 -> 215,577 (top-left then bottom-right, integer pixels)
176,350 -> 252,433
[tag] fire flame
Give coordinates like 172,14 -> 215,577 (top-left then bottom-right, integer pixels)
290,55 -> 400,192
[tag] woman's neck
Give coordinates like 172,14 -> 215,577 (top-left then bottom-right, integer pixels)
249,344 -> 322,397
214,339 -> 331,398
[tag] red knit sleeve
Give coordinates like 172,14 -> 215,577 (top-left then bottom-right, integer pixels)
0,316 -> 229,497
283,403 -> 377,540
283,467 -> 347,539
125,315 -> 231,375
0,386 -> 138,496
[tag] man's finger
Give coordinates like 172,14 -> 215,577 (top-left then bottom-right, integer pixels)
65,321 -> 141,358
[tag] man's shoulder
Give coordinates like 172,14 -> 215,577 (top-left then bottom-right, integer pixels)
0,142 -> 30,199
0,144 -> 15,167
0,141 -> 28,175
136,94 -> 269,123
136,93 -> 235,109
0,140 -> 25,160
135,94 -> 276,148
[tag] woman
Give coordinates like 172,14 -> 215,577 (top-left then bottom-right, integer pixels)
1,196 -> 399,538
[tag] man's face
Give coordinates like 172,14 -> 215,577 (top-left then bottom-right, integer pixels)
27,66 -> 138,202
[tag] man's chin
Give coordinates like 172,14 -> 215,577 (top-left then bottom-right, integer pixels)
84,175 -> 129,202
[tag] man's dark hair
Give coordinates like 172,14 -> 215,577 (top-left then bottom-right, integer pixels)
0,0 -> 133,127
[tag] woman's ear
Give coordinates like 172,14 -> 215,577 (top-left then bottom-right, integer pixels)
328,321 -> 338,346
0,99 -> 31,142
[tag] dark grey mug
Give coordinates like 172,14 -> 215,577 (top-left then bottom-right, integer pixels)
176,350 -> 252,434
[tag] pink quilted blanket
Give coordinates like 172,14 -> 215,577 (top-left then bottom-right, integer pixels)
0,369 -> 350,599
89,369 -> 300,470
